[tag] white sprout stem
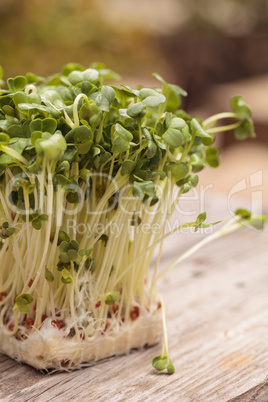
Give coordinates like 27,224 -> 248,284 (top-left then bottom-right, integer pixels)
113,218 -> 199,287
202,112 -> 238,129
73,93 -> 89,127
156,219 -> 243,281
0,145 -> 29,166
158,292 -> 170,358
25,85 -> 37,95
23,190 -> 31,281
207,122 -> 241,134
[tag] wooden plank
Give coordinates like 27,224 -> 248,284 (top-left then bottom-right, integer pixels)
228,379 -> 268,402
0,198 -> 267,401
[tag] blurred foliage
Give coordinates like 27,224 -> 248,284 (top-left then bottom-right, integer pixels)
0,0 -> 167,79
0,0 -> 267,83
179,0 -> 268,36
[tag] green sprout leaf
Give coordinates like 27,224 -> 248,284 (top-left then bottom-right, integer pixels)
164,162 -> 189,181
14,293 -> 34,314
235,209 -> 267,231
30,118 -> 57,134
152,356 -> 175,375
0,222 -> 16,239
190,118 -> 214,145
104,291 -> 120,305
231,96 -> 252,120
121,160 -> 136,176
235,118 -> 256,140
139,88 -> 166,107
61,268 -> 73,284
133,181 -> 155,199
35,132 -> 67,160
194,212 -> 207,232
7,76 -> 27,92
153,73 -> 187,112
206,147 -> 220,168
0,64 -> 260,365
112,123 -> 133,153
45,266 -> 55,282
0,133 -> 10,145
58,230 -> 70,245
162,117 -> 186,148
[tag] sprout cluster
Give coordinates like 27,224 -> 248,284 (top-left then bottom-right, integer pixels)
0,63 -> 257,372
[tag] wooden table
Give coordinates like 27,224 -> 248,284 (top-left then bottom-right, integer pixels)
1,195 -> 268,401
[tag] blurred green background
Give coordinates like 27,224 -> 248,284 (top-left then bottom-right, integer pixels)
1,0 -> 268,203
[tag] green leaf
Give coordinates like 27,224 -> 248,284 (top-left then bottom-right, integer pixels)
133,180 -> 155,199
18,103 -> 51,114
235,209 -> 251,219
14,293 -> 34,314
59,253 -> 70,264
25,72 -> 43,84
231,96 -> 252,120
162,117 -> 186,148
152,356 -> 175,374
9,137 -> 31,155
85,257 -> 96,271
194,212 -> 221,231
68,71 -> 85,85
0,133 -> 10,145
104,291 -> 120,305
90,92 -> 110,112
143,128 -> 157,158
164,162 -> 189,181
139,88 -> 166,107
83,68 -> 99,84
79,248 -> 93,257
69,240 -> 79,251
45,266 -> 55,282
100,234 -> 109,246
61,146 -> 77,163
35,132 -> 67,160
30,118 -> 57,134
67,249 -> 78,260
61,268 -> 73,284
79,100 -> 102,125
235,118 -> 256,140
32,219 -> 42,230
12,92 -> 28,108
190,119 -> 214,145
58,230 -> 70,245
7,125 -> 24,138
127,102 -> 144,117
112,123 -> 133,153
59,241 -> 70,253
101,86 -> 115,105
7,76 -> 27,92
153,73 -> 187,112
0,222 -> 16,239
121,160 -> 136,175
31,131 -> 42,146
235,209 -> 267,230
194,212 -> 207,232
206,147 -> 220,168
65,126 -> 92,144
2,105 -> 15,116
190,154 -> 206,172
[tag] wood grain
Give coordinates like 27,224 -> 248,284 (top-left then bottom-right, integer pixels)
0,196 -> 267,402
228,378 -> 268,402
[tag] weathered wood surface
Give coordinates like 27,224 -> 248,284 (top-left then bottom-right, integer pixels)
0,196 -> 268,402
